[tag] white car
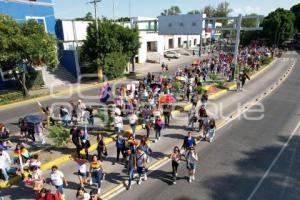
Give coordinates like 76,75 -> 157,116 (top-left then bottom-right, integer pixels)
164,51 -> 181,59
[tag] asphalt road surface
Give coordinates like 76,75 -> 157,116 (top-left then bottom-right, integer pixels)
110,52 -> 300,200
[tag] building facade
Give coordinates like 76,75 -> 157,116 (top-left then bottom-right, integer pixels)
0,0 -> 56,90
57,16 -> 214,65
0,0 -> 56,33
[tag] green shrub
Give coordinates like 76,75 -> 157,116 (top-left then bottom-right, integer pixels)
26,70 -> 45,89
195,86 -> 205,94
0,91 -> 23,104
103,52 -> 128,80
209,74 -> 218,82
172,81 -> 181,92
243,67 -> 252,73
260,56 -> 273,66
97,107 -> 114,128
48,125 -> 70,146
216,81 -> 225,89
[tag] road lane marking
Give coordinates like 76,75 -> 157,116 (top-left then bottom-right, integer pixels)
246,120 -> 300,200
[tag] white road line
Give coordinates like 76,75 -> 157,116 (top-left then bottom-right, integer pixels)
247,120 -> 300,200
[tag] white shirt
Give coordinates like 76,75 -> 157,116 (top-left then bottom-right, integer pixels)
114,116 -> 123,128
50,170 -> 64,186
0,150 -> 11,169
76,193 -> 90,200
128,114 -> 138,124
136,152 -> 147,167
186,152 -> 198,164
79,163 -> 87,174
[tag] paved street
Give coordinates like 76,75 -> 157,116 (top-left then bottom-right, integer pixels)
0,52 -> 298,200
109,52 -> 300,200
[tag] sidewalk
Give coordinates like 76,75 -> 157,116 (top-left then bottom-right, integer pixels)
0,55 -> 292,197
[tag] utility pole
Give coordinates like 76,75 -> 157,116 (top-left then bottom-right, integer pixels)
87,0 -> 101,35
87,0 -> 103,81
232,14 -> 242,81
112,0 -> 115,21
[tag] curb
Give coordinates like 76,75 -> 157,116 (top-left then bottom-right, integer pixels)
0,78 -> 127,110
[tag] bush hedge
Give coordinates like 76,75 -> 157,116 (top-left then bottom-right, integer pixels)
260,56 -> 273,66
26,70 -> 45,89
0,91 -> 23,104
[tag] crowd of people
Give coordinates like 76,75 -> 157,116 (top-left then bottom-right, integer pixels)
0,42 -> 277,199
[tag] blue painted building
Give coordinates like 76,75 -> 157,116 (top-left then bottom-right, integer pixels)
0,0 -> 56,34
0,0 -> 56,90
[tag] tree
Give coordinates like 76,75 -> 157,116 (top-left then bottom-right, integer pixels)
201,5 -> 216,17
240,14 -> 259,46
291,3 -> 300,32
161,6 -> 181,16
75,12 -> 94,21
261,8 -> 296,47
115,17 -> 130,22
214,2 -> 233,26
187,10 -> 201,15
80,19 -> 140,80
242,13 -> 258,27
215,2 -> 233,17
0,14 -> 22,72
0,14 -> 58,96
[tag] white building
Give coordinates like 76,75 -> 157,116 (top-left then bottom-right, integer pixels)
58,15 -> 218,64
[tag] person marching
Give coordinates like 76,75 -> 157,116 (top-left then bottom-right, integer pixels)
162,104 -> 172,128
89,155 -> 104,194
70,155 -> 89,188
96,134 -> 107,161
154,117 -> 164,142
185,147 -> 198,183
126,148 -> 136,190
169,146 -> 182,185
50,165 -> 68,198
135,147 -> 148,185
182,132 -> 196,151
207,118 -> 216,143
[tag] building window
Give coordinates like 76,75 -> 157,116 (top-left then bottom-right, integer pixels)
25,16 -> 47,32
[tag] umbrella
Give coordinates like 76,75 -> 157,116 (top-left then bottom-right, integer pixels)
176,76 -> 186,81
159,94 -> 176,104
24,115 -> 43,124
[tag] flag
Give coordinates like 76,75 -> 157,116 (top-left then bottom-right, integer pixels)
99,83 -> 112,103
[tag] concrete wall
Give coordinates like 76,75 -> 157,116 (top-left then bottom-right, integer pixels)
58,50 -> 80,78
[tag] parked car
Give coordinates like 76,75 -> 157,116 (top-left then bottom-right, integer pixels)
164,51 -> 181,59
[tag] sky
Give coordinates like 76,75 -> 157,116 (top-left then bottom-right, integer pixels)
52,0 -> 300,20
